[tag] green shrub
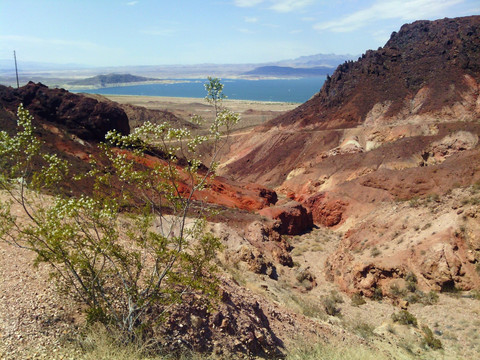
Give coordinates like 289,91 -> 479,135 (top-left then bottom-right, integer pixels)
405,290 -> 439,305
405,272 -> 418,292
0,79 -> 238,344
353,322 -> 375,339
370,246 -> 381,257
421,325 -> 442,350
391,310 -> 418,327
390,283 -> 407,297
372,287 -> 383,301
322,291 -> 343,316
351,293 -> 366,306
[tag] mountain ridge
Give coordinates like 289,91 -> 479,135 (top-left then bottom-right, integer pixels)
219,15 -> 480,301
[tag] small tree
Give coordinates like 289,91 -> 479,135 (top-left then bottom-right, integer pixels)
0,78 -> 239,340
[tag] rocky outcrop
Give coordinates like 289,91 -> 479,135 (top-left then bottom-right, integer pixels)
245,221 -> 293,267
159,277 -> 337,358
0,82 -> 130,141
258,201 -> 313,235
421,131 -> 479,165
325,187 -> 480,296
303,193 -> 348,227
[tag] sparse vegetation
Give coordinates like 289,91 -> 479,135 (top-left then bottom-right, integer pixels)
391,310 -> 418,327
370,246 -> 381,257
390,283 -> 408,297
0,79 -> 238,346
351,293 -> 366,306
352,321 -> 375,339
405,272 -> 418,292
287,294 -> 325,319
421,325 -> 443,350
322,291 -> 344,316
287,341 -> 390,360
372,287 -> 383,301
409,197 -> 420,207
406,290 -> 439,305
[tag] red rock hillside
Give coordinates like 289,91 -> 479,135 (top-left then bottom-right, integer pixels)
0,83 -> 279,214
219,16 -> 480,295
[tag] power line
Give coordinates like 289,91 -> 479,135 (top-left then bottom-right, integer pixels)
14,50 -> 19,88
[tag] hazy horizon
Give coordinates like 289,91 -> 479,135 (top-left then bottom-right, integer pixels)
1,1 -> 478,67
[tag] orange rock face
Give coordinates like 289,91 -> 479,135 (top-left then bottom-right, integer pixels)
258,201 -> 313,235
303,193 -> 348,227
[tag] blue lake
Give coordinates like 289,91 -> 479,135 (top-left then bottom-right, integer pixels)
77,77 -> 326,103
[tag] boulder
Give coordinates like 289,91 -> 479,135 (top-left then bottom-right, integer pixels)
303,193 -> 348,227
258,201 -> 313,235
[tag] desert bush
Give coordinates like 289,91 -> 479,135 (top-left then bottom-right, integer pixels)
409,197 -> 419,208
322,291 -> 343,316
391,310 -> 418,327
370,246 -> 381,257
372,287 -> 383,301
406,290 -> 439,305
351,293 -> 366,306
352,321 -> 375,339
390,283 -> 407,297
77,324 -> 210,360
421,325 -> 442,350
469,290 -> 480,300
405,271 -> 418,292
0,79 -> 238,343
288,294 -> 325,319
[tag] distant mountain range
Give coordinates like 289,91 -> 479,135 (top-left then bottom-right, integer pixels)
272,53 -> 358,68
243,66 -> 332,77
0,53 -> 357,86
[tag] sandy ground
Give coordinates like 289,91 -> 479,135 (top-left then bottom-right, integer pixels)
103,95 -> 299,131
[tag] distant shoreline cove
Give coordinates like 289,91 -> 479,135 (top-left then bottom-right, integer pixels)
74,77 -> 327,103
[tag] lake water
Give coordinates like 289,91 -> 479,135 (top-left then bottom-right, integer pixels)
77,77 -> 326,103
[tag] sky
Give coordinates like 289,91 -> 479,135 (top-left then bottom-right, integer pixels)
0,0 -> 478,66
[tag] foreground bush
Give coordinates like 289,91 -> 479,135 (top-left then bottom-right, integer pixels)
0,78 -> 238,342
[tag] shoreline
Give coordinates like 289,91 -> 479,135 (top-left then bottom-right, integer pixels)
101,94 -> 300,106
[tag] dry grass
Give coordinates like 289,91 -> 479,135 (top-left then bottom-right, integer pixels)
287,340 -> 391,360
74,325 -> 211,360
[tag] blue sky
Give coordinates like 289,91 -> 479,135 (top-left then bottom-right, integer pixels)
1,0 -> 478,66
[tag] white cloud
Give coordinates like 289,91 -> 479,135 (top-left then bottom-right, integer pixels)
244,16 -> 259,23
371,29 -> 391,43
234,0 -> 314,12
314,0 -> 464,32
269,0 -> 314,12
234,0 -> 264,7
126,1 -> 139,6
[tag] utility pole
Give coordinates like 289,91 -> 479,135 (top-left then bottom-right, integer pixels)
14,50 -> 19,88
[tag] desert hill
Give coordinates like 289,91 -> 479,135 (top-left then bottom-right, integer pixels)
268,15 -> 480,130
220,15 -> 480,298
221,15 -> 480,189
68,73 -> 156,87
